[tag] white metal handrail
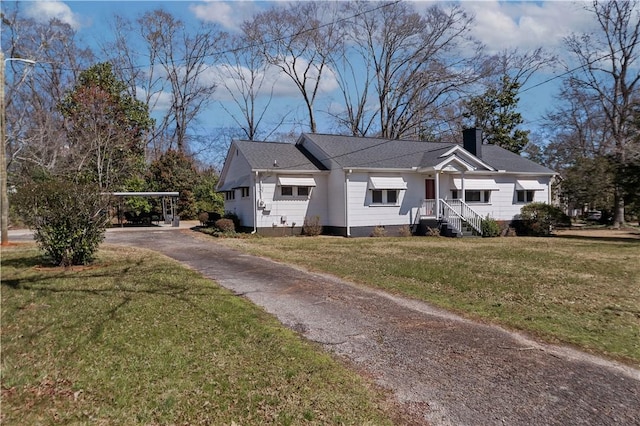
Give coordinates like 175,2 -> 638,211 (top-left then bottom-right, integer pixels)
439,199 -> 483,236
440,200 -> 464,235
442,199 -> 483,235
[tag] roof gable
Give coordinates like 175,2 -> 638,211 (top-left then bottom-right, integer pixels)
216,140 -> 325,192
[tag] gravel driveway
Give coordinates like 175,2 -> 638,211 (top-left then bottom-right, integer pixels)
101,227 -> 640,425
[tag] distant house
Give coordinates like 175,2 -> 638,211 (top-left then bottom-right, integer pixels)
216,129 -> 556,237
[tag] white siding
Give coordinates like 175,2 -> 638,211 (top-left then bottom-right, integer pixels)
221,147 -> 254,227
255,173 -> 328,229
439,174 -> 552,221
345,172 -> 422,227
328,169 -> 347,226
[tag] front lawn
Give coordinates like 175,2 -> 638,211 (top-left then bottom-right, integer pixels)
1,245 -> 393,425
218,235 -> 640,366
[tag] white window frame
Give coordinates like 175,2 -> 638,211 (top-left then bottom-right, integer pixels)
371,189 -> 400,205
225,190 -> 235,201
240,187 -> 250,198
280,185 -> 312,199
465,190 -> 491,204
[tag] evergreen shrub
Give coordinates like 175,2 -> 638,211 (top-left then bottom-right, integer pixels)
13,178 -> 110,266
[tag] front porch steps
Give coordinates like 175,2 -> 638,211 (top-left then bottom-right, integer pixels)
418,218 -> 480,238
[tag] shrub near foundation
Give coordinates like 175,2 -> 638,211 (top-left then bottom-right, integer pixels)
214,218 -> 235,233
481,216 -> 501,237
519,202 -> 570,236
302,216 -> 323,236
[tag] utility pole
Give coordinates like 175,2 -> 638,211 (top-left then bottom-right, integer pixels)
1,50 -> 8,246
1,52 -> 36,245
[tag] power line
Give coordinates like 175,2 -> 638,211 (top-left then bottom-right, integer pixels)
19,1 -> 402,73
520,38 -> 640,94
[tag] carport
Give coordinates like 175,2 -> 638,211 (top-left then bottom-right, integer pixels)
111,192 -> 180,227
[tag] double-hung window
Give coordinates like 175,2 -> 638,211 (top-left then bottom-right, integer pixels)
281,186 -> 311,197
465,190 -> 491,203
277,176 -> 316,199
371,189 -> 399,204
368,177 -> 406,206
515,180 -> 544,204
516,190 -> 535,203
451,178 -> 498,204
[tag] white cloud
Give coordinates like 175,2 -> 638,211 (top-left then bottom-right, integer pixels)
189,1 -> 260,31
205,57 -> 339,102
24,1 -> 83,30
465,1 -> 595,53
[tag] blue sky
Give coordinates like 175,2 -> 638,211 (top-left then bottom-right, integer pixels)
9,0 -> 602,151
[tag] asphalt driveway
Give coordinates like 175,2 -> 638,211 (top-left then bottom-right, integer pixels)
14,226 -> 639,425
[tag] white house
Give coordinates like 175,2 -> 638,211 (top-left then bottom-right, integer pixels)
216,129 -> 556,237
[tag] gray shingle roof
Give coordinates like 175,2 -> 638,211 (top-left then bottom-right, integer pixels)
235,140 -> 325,171
300,134 -> 452,168
479,145 -> 556,174
301,133 -> 555,174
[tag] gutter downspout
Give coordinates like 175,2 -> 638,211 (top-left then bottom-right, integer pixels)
345,169 -> 351,237
251,171 -> 258,234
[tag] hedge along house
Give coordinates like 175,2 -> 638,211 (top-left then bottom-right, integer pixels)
216,129 -> 556,237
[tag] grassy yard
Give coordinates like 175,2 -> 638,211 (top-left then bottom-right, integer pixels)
1,245 -> 394,425
218,235 -> 640,367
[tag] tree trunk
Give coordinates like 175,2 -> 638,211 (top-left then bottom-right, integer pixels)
612,186 -> 625,228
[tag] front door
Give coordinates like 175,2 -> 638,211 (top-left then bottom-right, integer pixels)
424,179 -> 436,216
425,179 -> 435,200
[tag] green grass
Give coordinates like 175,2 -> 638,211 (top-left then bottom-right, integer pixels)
218,235 -> 640,367
1,244 -> 393,425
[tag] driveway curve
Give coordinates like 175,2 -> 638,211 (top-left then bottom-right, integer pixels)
104,228 -> 640,425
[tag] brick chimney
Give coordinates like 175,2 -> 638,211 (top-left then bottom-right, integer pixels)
463,128 -> 483,158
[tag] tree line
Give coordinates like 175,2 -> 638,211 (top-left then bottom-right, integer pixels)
2,0 -> 639,225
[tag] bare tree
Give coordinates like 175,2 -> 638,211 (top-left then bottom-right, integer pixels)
244,2 -> 342,133
1,6 -> 93,178
326,13 -> 376,137
342,1 -> 484,140
141,10 -> 224,152
106,10 -> 223,154
490,47 -> 558,89
563,0 -> 640,227
217,33 -> 285,141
